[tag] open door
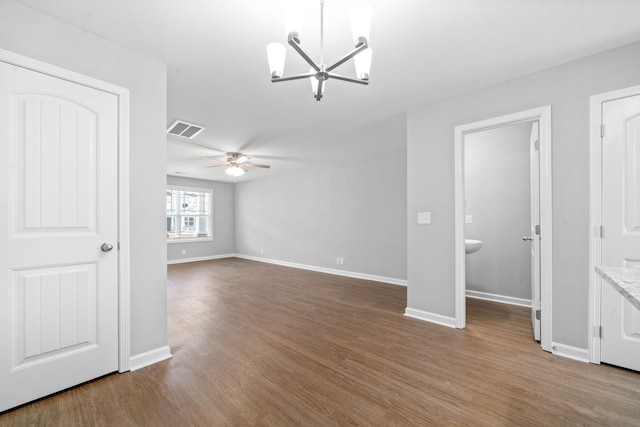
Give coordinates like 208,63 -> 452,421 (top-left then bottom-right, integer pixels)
529,121 -> 541,341
599,94 -> 640,371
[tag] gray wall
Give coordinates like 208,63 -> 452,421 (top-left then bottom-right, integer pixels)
235,120 -> 407,281
1,1 -> 169,356
167,176 -> 235,261
465,123 -> 531,300
407,41 -> 640,349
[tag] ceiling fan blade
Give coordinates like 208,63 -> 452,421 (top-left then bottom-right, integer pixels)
244,163 -> 270,169
205,164 -> 226,168
202,156 -> 227,163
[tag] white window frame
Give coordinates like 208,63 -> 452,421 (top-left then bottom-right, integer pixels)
166,185 -> 213,243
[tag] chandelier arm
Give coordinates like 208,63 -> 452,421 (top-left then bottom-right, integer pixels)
288,38 -> 321,72
315,79 -> 324,101
327,73 -> 369,85
324,42 -> 369,73
271,72 -> 316,83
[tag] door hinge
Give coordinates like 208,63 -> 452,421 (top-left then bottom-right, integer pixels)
535,309 -> 541,321
534,140 -> 540,151
600,124 -> 605,138
535,224 -> 540,235
118,242 -> 121,250
593,325 -> 601,338
599,225 -> 605,239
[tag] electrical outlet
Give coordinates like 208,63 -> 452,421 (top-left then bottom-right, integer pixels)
336,257 -> 344,265
181,249 -> 186,255
418,212 -> 431,224
260,248 -> 264,254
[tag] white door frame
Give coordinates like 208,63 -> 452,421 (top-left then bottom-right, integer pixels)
588,85 -> 640,363
0,48 -> 131,372
454,106 -> 553,352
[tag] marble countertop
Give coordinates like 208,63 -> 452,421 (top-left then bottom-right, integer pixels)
595,266 -> 640,311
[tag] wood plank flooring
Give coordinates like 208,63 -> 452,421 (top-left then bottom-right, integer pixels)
2,257 -> 639,426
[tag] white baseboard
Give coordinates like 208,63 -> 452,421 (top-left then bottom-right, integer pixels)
551,342 -> 589,363
167,253 -> 235,265
129,345 -> 173,371
235,254 -> 407,286
466,290 -> 532,307
404,308 -> 456,328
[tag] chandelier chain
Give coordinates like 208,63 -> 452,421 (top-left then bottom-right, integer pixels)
320,0 -> 325,65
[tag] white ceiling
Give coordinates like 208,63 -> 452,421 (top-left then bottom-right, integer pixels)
16,0 -> 640,182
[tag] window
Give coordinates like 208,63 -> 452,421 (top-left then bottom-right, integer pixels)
166,186 -> 213,242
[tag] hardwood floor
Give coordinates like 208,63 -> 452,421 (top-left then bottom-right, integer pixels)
2,257 -> 639,426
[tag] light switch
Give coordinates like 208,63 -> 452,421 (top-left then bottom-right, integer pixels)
418,212 -> 431,224
465,215 -> 473,224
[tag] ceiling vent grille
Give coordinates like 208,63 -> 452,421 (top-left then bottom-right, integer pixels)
167,120 -> 205,139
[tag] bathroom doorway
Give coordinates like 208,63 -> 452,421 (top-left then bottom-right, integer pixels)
454,106 -> 553,352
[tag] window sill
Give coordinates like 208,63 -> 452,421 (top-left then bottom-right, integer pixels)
167,237 -> 213,244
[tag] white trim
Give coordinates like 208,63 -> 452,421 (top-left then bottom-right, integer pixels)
0,49 -> 132,372
466,290 -> 531,307
117,88 -> 131,373
552,343 -> 589,363
404,308 -> 456,328
167,253 -> 235,265
129,346 -> 173,372
235,254 -> 407,286
588,85 -> 640,364
454,106 -> 553,353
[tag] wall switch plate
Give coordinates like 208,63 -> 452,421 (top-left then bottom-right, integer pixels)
418,212 -> 431,224
465,215 -> 473,224
336,257 -> 344,265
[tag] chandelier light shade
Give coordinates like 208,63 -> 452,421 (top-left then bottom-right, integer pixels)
282,0 -> 305,40
267,43 -> 286,78
309,68 -> 323,98
349,2 -> 373,46
354,47 -> 372,80
266,0 -> 373,101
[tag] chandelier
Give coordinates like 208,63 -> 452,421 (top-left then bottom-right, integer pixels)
266,0 -> 373,101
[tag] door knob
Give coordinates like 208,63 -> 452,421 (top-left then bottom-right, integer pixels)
522,236 -> 533,241
101,242 -> 114,252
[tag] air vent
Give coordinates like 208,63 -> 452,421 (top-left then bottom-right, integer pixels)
167,120 -> 205,139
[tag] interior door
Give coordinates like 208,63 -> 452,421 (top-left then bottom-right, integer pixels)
529,121 -> 541,341
600,94 -> 640,371
0,61 -> 119,412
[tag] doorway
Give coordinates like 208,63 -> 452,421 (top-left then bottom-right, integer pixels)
454,106 -> 553,352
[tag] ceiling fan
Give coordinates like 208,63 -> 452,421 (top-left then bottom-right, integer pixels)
204,152 -> 270,177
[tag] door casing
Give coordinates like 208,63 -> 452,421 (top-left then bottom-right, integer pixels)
0,48 -> 131,372
588,85 -> 640,363
454,106 -> 553,352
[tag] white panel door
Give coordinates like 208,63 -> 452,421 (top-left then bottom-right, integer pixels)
600,94 -> 640,371
529,121 -> 541,341
0,61 -> 119,412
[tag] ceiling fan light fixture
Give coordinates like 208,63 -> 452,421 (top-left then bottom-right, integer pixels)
225,166 -> 245,177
